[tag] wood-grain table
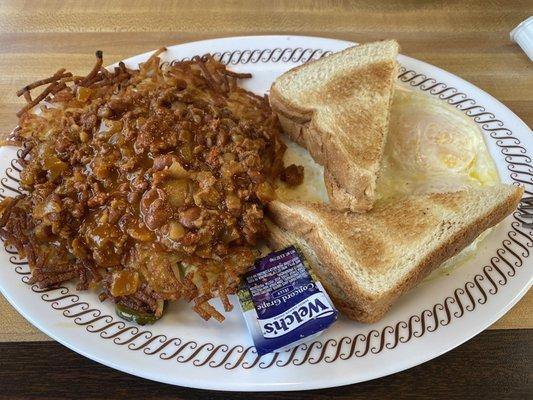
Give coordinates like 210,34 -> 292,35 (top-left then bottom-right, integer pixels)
0,1 -> 531,399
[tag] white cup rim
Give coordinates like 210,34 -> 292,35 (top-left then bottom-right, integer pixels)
510,16 -> 533,42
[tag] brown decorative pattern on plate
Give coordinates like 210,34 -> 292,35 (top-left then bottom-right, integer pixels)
1,48 -> 531,369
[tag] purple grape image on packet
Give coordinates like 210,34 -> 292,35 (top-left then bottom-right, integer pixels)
237,245 -> 337,356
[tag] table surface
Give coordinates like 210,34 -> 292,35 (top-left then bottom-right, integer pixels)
0,1 -> 531,399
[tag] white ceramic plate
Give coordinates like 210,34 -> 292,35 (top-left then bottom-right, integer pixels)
0,36 -> 531,391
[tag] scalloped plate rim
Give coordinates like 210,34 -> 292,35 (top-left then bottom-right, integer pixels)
0,35 -> 531,391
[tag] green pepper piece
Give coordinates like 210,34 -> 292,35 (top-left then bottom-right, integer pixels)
115,304 -> 161,326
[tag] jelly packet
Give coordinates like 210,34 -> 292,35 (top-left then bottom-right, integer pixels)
237,245 -> 337,356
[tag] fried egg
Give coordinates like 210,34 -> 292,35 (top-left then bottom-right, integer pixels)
276,86 -> 500,276
379,87 -> 499,278
376,87 -> 499,200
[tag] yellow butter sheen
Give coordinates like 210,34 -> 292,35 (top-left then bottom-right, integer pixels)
276,86 -> 500,276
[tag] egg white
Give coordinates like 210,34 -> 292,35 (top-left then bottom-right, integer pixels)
377,87 -> 499,200
275,86 -> 499,276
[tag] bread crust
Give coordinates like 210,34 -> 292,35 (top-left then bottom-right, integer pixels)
373,185 -> 524,321
267,185 -> 524,323
266,220 -> 381,322
275,111 -> 374,212
269,41 -> 399,213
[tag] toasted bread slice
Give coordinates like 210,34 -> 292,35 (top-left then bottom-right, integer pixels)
270,40 -> 399,212
267,184 -> 523,322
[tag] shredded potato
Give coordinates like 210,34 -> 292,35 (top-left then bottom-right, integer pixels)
0,49 -> 300,322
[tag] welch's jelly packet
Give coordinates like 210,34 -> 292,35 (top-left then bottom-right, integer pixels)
237,245 -> 337,356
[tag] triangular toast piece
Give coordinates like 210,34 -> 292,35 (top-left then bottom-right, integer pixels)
270,40 -> 399,212
267,184 -> 523,322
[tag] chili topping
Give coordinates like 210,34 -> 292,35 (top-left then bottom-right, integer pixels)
0,49 -> 301,322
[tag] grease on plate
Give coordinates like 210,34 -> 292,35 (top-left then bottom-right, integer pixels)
276,86 -> 500,277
